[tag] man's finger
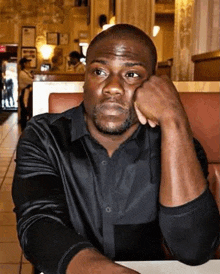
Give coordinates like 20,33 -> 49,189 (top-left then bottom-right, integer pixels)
134,102 -> 147,125
148,120 -> 158,128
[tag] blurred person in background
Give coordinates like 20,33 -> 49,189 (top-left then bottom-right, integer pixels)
67,51 -> 86,73
50,55 -> 63,72
18,57 -> 33,130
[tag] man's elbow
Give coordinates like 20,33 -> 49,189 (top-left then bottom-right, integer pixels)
177,251 -> 213,266
173,238 -> 219,266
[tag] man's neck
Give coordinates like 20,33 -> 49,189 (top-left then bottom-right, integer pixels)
85,118 -> 139,157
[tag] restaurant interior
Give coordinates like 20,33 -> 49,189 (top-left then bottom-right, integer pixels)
0,0 -> 219,273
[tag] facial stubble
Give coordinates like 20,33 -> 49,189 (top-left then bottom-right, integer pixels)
92,104 -> 138,135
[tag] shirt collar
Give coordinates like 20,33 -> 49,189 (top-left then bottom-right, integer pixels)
67,103 -> 90,142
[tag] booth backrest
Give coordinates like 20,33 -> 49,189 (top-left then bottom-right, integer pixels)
179,92 -> 219,163
178,93 -> 220,212
48,91 -> 220,210
49,92 -> 83,113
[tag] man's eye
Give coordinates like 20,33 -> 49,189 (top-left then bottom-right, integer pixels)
126,72 -> 139,78
94,69 -> 106,76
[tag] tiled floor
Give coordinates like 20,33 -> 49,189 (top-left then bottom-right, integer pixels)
0,112 -> 33,274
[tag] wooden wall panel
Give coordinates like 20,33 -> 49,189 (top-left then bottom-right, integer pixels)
192,50 -> 220,81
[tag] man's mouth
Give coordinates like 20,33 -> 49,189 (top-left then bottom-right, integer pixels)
97,102 -> 127,115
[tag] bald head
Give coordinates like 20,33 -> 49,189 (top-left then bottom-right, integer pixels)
86,24 -> 157,74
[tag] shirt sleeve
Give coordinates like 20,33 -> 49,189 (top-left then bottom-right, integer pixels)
159,139 -> 219,266
12,119 -> 93,274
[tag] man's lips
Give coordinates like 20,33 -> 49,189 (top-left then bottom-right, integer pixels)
97,102 -> 127,115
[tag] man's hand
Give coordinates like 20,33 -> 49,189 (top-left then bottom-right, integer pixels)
134,75 -> 187,128
67,248 -> 140,274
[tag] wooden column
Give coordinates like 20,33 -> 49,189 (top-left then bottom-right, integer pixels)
193,0 -> 220,54
89,0 -> 110,40
115,0 -> 155,37
172,0 -> 195,81
172,0 -> 220,81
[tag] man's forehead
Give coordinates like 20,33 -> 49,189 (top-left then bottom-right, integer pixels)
87,37 -> 150,61
90,34 -> 146,48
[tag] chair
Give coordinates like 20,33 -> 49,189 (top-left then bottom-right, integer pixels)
179,92 -> 220,210
49,91 -> 220,210
48,92 -> 83,113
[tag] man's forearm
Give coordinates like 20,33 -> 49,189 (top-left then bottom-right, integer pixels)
159,116 -> 207,206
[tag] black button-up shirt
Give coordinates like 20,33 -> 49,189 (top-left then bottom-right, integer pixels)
12,104 -> 219,274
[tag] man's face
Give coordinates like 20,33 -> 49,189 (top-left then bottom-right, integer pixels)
83,37 -> 154,135
70,57 -> 79,65
24,61 -> 31,69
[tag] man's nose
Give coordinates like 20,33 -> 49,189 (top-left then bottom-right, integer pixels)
103,75 -> 124,96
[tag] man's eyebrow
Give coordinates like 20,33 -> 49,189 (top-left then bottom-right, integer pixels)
124,62 -> 146,68
90,59 -> 107,65
89,60 -> 146,68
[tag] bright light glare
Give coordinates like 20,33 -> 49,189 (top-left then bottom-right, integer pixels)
102,24 -> 115,30
79,42 -> 88,46
40,45 -> 54,60
81,43 -> 89,57
153,26 -> 160,37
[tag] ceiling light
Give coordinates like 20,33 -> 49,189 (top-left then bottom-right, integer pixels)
153,26 -> 160,37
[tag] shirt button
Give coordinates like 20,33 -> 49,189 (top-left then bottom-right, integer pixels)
105,207 -> 112,213
101,160 -> 107,165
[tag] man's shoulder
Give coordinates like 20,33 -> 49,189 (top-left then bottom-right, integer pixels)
19,70 -> 26,77
25,107 -> 80,136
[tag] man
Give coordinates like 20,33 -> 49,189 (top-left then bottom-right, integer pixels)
18,57 -> 34,130
50,55 -> 62,72
5,78 -> 15,107
12,24 -> 219,274
67,51 -> 86,73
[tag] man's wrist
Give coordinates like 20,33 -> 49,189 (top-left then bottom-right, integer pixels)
66,248 -> 111,273
66,248 -> 140,274
160,114 -> 190,133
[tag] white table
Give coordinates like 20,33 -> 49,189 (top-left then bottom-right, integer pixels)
118,260 -> 220,274
37,260 -> 219,274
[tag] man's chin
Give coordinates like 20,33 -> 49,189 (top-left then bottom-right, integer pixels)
92,109 -> 139,135
94,120 -> 133,135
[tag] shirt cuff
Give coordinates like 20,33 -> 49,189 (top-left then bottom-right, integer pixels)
58,243 -> 94,274
159,187 -> 216,215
